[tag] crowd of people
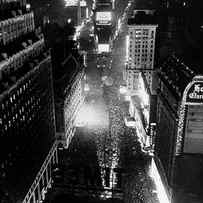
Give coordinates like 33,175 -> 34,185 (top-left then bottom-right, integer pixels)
101,67 -> 157,202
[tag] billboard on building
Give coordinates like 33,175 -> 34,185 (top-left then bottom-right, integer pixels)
65,0 -> 78,7
98,44 -> 110,53
96,11 -> 112,25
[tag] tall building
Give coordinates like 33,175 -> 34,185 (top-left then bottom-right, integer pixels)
155,54 -> 203,203
126,10 -> 158,95
0,0 -> 58,202
44,22 -> 86,149
53,52 -> 85,148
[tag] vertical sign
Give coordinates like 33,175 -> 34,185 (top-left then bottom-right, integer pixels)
149,122 -> 157,152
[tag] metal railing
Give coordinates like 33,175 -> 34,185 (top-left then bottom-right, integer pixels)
22,140 -> 58,203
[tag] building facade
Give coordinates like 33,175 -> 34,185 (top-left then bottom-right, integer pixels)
0,1 -> 59,202
155,54 -> 203,203
54,54 -> 85,148
46,24 -> 86,149
126,10 -> 158,95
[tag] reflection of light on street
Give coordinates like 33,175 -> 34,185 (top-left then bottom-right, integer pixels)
149,159 -> 171,203
75,103 -> 106,126
75,105 -> 97,126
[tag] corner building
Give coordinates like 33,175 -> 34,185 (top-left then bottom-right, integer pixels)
47,29 -> 86,148
126,10 -> 158,95
155,54 -> 203,203
0,1 -> 58,202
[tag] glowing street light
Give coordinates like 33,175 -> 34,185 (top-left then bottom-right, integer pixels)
75,104 -> 104,127
67,18 -> 72,24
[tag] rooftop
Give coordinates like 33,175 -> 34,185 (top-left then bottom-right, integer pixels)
158,54 -> 195,99
128,10 -> 157,25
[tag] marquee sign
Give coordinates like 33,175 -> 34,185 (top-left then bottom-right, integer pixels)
185,82 -> 203,105
183,75 -> 203,105
96,12 -> 112,25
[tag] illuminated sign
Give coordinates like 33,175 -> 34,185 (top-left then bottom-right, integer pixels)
98,44 -> 110,53
96,12 -> 112,25
80,0 -> 86,7
185,82 -> 203,104
149,123 -> 156,151
65,0 -> 78,7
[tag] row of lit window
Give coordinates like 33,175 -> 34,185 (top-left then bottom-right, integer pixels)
134,58 -> 153,63
64,76 -> 82,107
1,39 -> 45,82
130,47 -> 154,54
1,56 -> 50,102
0,12 -> 35,45
1,97 -> 53,134
129,45 -> 152,50
1,71 -> 52,129
129,30 -> 154,37
1,97 -> 41,130
129,53 -> 153,58
65,86 -> 82,119
0,0 -> 22,4
65,111 -> 76,132
1,79 -> 35,111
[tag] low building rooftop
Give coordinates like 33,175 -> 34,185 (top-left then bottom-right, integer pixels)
128,10 -> 157,25
158,54 -> 195,99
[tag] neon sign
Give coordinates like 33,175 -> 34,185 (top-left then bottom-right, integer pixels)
186,82 -> 203,104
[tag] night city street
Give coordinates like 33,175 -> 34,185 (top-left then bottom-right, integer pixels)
45,4 -> 161,202
1,0 -> 203,203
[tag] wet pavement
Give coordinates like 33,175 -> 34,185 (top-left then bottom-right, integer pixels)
45,2 -> 161,202
46,83 -> 159,203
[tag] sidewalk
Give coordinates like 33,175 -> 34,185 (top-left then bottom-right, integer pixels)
119,125 -> 160,203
